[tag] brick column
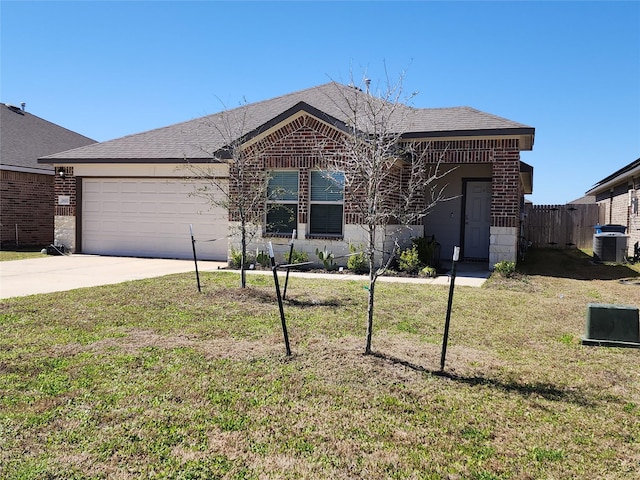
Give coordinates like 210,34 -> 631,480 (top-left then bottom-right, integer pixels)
490,149 -> 520,266
53,166 -> 77,251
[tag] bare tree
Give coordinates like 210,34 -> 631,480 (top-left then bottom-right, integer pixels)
320,73 -> 451,354
186,102 -> 269,288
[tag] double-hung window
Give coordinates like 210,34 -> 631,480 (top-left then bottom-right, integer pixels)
309,170 -> 344,236
266,171 -> 298,235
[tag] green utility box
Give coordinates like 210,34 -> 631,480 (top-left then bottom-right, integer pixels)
581,303 -> 640,348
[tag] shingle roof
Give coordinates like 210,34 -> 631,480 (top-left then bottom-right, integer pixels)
40,82 -> 534,163
586,157 -> 640,195
1,103 -> 96,173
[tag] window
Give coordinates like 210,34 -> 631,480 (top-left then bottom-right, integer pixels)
266,171 -> 298,234
309,170 -> 344,236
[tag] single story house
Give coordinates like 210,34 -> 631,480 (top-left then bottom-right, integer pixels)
585,157 -> 640,257
1,103 -> 96,247
39,82 -> 535,268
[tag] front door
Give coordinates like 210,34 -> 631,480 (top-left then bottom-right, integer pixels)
463,180 -> 491,260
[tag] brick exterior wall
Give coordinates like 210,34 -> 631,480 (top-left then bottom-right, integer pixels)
596,182 -> 638,257
239,114 -> 347,229
491,149 -> 521,228
51,167 -> 77,251
236,117 -> 523,232
0,169 -> 54,247
416,138 -> 522,229
52,116 -> 524,264
54,166 -> 77,217
596,184 -> 630,227
630,183 -> 640,257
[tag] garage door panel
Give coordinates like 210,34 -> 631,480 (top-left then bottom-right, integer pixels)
122,202 -> 138,213
103,181 -> 127,193
157,203 -> 177,214
139,202 -> 158,214
101,220 -> 125,230
84,182 -> 102,194
103,204 -> 121,213
82,178 -> 228,260
84,201 -> 101,213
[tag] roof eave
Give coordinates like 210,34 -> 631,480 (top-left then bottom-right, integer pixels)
586,163 -> 640,196
1,163 -> 55,174
520,160 -> 534,195
401,127 -> 535,150
38,157 -> 221,165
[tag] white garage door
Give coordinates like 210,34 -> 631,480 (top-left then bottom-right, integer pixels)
82,178 -> 228,260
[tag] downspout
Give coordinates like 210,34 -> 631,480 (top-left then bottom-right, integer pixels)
609,189 -> 613,224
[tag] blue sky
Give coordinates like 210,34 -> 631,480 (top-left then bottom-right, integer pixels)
2,1 -> 639,205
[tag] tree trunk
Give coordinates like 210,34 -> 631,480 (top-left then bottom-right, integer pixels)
240,222 -> 247,288
364,236 -> 376,354
364,271 -> 375,354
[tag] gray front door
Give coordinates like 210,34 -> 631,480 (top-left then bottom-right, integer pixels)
463,181 -> 491,260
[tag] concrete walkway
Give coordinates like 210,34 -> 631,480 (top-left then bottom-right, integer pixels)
258,263 -> 489,288
0,254 -> 488,300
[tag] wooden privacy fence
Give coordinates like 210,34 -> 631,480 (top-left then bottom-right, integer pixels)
524,204 -> 603,249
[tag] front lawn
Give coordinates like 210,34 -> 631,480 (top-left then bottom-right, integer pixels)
1,249 -> 638,479
0,247 -> 48,262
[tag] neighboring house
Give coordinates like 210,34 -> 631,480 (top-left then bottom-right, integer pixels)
585,157 -> 640,256
39,82 -> 535,268
567,195 -> 596,205
1,103 -> 96,247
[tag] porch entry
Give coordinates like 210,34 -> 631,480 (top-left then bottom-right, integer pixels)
463,180 -> 491,260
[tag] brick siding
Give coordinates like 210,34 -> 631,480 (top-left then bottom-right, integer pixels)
610,191 -> 629,227
491,149 -> 521,228
53,117 -> 523,251
630,183 -> 640,257
1,169 -> 54,247
414,138 -> 522,228
54,167 -> 76,217
237,115 -> 347,227
596,182 -> 639,256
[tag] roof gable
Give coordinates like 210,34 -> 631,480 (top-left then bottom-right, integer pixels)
1,103 -> 96,173
39,82 -> 535,164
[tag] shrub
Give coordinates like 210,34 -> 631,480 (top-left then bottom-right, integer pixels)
229,247 -> 255,269
347,243 -> 368,274
228,247 -> 241,268
285,248 -> 308,265
398,245 -> 423,274
315,246 -> 337,270
419,266 -> 437,278
255,249 -> 271,268
494,260 -> 516,277
412,235 -> 440,268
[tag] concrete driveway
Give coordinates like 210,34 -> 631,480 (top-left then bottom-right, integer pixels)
0,255 -> 226,299
1,254 -> 488,300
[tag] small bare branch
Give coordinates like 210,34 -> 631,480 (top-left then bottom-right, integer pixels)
183,100 -> 270,288
317,70 -> 454,354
